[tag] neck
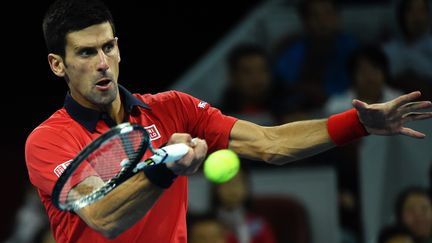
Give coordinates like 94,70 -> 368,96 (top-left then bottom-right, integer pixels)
105,94 -> 124,124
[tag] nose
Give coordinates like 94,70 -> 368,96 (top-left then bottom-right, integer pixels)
97,50 -> 109,73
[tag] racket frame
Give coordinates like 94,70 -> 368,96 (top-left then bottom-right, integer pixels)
52,123 -> 149,211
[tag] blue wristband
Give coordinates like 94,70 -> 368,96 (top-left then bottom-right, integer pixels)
143,163 -> 178,189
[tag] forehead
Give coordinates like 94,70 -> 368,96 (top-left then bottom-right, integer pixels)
404,193 -> 430,205
66,22 -> 114,48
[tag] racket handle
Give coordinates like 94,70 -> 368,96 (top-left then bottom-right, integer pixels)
152,143 -> 189,163
134,143 -> 189,172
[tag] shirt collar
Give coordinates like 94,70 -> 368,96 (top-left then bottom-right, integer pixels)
64,84 -> 150,132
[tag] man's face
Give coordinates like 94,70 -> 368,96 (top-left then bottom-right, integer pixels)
305,1 -> 340,40
404,0 -> 430,39
216,171 -> 248,209
62,22 -> 120,110
230,54 -> 271,101
402,193 -> 432,238
189,220 -> 226,243
354,58 -> 385,102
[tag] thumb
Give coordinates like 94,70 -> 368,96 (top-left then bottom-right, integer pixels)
352,99 -> 368,111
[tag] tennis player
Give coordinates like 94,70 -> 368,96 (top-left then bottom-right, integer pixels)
25,0 -> 432,242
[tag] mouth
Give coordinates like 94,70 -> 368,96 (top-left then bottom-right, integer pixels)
95,78 -> 113,91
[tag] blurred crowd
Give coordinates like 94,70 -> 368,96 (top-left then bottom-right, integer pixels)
6,0 -> 432,242
193,0 -> 432,242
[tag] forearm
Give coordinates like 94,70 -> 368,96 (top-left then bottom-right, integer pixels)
76,172 -> 163,239
229,119 -> 335,165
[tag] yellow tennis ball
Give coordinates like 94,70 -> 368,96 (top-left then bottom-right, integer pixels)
203,149 -> 240,183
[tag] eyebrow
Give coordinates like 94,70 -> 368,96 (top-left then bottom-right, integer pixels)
73,38 -> 117,51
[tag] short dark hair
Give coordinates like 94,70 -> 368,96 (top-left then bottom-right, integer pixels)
347,45 -> 390,82
42,0 -> 115,57
395,186 -> 431,224
396,0 -> 430,36
226,43 -> 268,73
378,224 -> 413,243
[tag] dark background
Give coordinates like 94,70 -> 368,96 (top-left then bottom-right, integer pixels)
1,0 -> 261,239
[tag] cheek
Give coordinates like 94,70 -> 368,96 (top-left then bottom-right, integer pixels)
403,211 -> 415,225
67,63 -> 91,77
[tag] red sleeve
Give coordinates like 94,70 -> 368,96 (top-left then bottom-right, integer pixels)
25,126 -> 81,195
169,91 -> 238,153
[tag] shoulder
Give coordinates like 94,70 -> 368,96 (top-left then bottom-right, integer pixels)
26,109 -> 82,150
134,90 -> 206,109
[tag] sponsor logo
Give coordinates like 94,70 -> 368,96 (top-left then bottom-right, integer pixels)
198,101 -> 207,109
54,160 -> 72,177
144,124 -> 161,141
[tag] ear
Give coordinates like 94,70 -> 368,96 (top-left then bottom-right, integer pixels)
115,37 -> 121,63
47,53 -> 66,77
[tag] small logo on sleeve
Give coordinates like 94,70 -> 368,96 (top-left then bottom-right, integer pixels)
198,101 -> 208,109
145,124 -> 161,141
54,160 -> 72,177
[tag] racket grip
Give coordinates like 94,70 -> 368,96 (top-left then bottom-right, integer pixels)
134,144 -> 189,172
153,143 -> 189,163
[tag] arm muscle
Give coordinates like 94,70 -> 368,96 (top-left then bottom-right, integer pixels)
228,119 -> 335,165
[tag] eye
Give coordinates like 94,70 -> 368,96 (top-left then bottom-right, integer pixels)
77,48 -> 96,57
103,43 -> 114,54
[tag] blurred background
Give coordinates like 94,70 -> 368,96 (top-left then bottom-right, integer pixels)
3,0 -> 432,242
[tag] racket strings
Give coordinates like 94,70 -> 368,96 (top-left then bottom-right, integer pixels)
59,130 -> 146,206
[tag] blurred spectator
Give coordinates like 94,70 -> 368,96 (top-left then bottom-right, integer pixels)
220,43 -> 277,126
395,187 -> 432,243
382,0 -> 432,99
323,44 -> 402,243
325,45 -> 402,115
210,167 -> 277,243
250,196 -> 310,243
377,225 -> 415,243
33,226 -> 56,243
272,0 -> 358,120
5,185 -> 51,243
429,160 -> 432,197
188,212 -> 228,243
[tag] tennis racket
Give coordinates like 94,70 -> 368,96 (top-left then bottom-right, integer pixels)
52,122 -> 189,212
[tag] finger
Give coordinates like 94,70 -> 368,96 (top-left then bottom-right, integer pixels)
352,99 -> 368,111
168,133 -> 192,145
190,137 -> 200,148
390,91 -> 422,111
399,127 -> 426,139
192,138 -> 208,159
402,112 -> 432,123
185,140 -> 208,174
398,101 -> 432,114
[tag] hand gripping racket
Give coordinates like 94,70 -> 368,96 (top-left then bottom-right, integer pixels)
52,123 -> 188,211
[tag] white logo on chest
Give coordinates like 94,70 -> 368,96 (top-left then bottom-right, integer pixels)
144,124 -> 161,141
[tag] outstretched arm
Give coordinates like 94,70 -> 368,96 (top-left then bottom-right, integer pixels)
228,91 -> 432,165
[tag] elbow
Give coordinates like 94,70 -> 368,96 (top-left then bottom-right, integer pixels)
261,153 -> 295,165
82,214 -> 123,239
99,228 -> 122,240
92,221 -> 123,239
